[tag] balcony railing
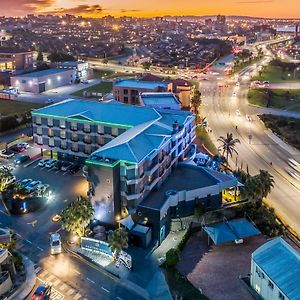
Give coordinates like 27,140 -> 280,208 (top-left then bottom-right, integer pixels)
70,127 -> 78,131
83,128 -> 91,133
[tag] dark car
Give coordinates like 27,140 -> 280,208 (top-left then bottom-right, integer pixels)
15,154 -> 30,164
69,164 -> 81,174
54,160 -> 63,170
31,284 -> 51,300
10,145 -> 25,153
61,162 -> 71,172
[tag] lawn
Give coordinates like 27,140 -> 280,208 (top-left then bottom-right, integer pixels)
92,69 -> 142,80
196,126 -> 219,155
248,88 -> 300,111
0,99 -> 43,116
71,81 -> 113,97
259,114 -> 300,150
253,65 -> 300,83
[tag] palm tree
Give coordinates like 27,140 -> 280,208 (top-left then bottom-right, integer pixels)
60,196 -> 94,239
258,170 -> 274,199
217,133 -> 240,164
244,176 -> 262,200
107,228 -> 128,259
191,90 -> 201,114
0,166 -> 13,193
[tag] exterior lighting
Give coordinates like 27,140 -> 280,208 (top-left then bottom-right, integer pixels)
47,78 -> 51,84
57,76 -> 61,81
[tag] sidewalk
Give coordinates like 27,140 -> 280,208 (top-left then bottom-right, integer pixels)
253,105 -> 300,119
9,255 -> 36,300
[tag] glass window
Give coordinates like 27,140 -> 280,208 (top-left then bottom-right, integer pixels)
85,145 -> 91,154
71,122 -> 77,131
48,138 -> 54,147
36,127 -> 42,135
97,125 -> 104,134
268,280 -> 274,290
61,140 -> 67,150
60,119 -> 66,128
47,118 -> 53,127
279,292 -> 285,300
83,123 -> 91,132
37,136 -> 43,145
111,127 -> 118,137
104,126 -> 111,135
97,136 -> 104,146
60,129 -> 66,139
71,143 -> 78,152
71,132 -> 78,142
48,128 -> 54,137
124,96 -> 128,103
35,116 -> 41,125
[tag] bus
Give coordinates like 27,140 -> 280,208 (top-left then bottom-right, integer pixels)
288,158 -> 300,173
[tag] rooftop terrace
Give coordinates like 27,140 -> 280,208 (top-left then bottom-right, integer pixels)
114,79 -> 168,90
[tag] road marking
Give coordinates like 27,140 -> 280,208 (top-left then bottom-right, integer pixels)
47,274 -> 56,282
73,292 -> 82,300
116,297 -> 123,300
74,269 -> 81,275
59,283 -> 68,291
15,232 -> 22,237
37,246 -> 44,251
101,287 -> 110,293
66,288 -> 75,296
53,278 -> 61,286
24,239 -> 33,245
86,277 -> 95,284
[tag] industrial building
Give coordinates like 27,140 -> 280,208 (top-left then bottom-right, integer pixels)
56,61 -> 91,81
11,68 -> 76,93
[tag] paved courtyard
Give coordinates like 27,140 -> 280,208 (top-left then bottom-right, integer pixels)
177,231 -> 267,300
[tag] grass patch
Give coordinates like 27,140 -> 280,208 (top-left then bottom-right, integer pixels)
162,267 -> 208,300
0,99 -> 42,116
196,127 -> 219,155
259,114 -> 300,150
248,88 -> 300,112
71,81 -> 113,97
253,65 -> 300,83
92,69 -> 142,80
233,56 -> 261,74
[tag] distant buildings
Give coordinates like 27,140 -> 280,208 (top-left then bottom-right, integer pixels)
113,79 -> 169,104
251,237 -> 300,300
11,68 -> 76,93
0,49 -> 33,72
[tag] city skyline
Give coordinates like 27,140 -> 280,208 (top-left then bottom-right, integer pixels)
1,0 -> 300,19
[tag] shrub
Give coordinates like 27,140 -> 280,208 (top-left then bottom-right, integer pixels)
165,248 -> 180,267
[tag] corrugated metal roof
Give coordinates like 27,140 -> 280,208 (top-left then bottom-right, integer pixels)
114,79 -> 168,89
140,92 -> 180,105
252,237 -> 300,299
13,68 -> 72,78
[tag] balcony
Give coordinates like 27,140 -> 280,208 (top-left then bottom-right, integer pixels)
83,128 -> 91,133
84,138 -> 92,144
70,127 -> 78,131
145,162 -> 160,176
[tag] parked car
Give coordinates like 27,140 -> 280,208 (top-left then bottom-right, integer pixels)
15,155 -> 30,165
17,178 -> 32,187
50,233 -> 62,254
61,162 -> 71,172
10,145 -> 25,153
26,180 -> 42,192
54,160 -> 63,170
81,80 -> 89,84
16,142 -> 29,149
38,159 -> 51,167
31,284 -> 52,300
0,149 -> 14,159
69,164 -> 81,174
45,99 -> 54,104
45,159 -> 56,168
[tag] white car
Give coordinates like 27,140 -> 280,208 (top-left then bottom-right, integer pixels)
50,233 -> 62,254
16,142 -> 29,149
38,159 -> 51,167
17,178 -> 32,187
0,149 -> 15,159
246,115 -> 252,121
236,109 -> 241,116
45,159 -> 56,168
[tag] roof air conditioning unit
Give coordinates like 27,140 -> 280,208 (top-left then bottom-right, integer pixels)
235,239 -> 243,244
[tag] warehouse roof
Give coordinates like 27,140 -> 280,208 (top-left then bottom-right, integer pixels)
114,79 -> 168,90
13,68 -> 72,78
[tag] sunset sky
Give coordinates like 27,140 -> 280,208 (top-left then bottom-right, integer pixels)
1,0 -> 300,18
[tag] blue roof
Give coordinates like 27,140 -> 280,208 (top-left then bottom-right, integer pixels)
32,99 -> 162,127
252,237 -> 300,299
13,68 -> 72,78
140,92 -> 180,106
114,79 -> 168,90
204,218 -> 261,245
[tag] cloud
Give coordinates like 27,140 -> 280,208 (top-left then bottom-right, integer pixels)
45,4 -> 104,16
235,0 -> 273,3
119,9 -> 142,13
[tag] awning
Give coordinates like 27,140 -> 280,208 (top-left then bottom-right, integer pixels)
119,215 -> 135,230
203,218 -> 260,245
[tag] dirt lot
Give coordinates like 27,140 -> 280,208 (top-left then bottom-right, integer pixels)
177,232 -> 267,300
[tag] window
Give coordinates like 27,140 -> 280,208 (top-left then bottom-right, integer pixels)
35,116 -> 41,125
124,89 -> 128,95
104,126 -> 111,135
97,125 -> 104,134
84,134 -> 91,144
48,128 -> 54,137
84,145 -> 91,155
97,136 -> 104,146
71,122 -> 77,131
279,292 -> 285,300
60,119 -> 66,128
47,118 -> 53,127
48,138 -> 54,147
254,284 -> 260,294
37,136 -> 43,145
111,127 -> 118,137
71,132 -> 78,142
60,140 -> 67,150
60,129 -> 66,139
83,123 -> 91,133
124,96 -> 128,103
268,280 -> 274,290
71,143 -> 79,152
36,127 -> 42,135
256,266 -> 265,279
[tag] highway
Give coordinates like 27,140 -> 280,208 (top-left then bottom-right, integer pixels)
200,56 -> 300,236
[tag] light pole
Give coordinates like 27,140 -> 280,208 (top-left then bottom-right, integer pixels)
293,67 -> 300,79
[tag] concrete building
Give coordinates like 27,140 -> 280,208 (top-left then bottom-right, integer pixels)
113,79 -> 170,104
251,237 -> 300,300
0,49 -> 33,72
139,92 -> 181,110
56,61 -> 91,81
11,68 -> 76,93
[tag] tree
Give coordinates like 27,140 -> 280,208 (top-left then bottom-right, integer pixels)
258,170 -> 274,199
36,50 -> 43,62
102,58 -> 108,64
191,90 -> 201,114
107,228 -> 128,258
60,196 -> 94,239
48,52 -> 75,62
13,182 -> 28,199
165,248 -> 180,267
217,133 -> 240,164
142,61 -> 151,70
0,166 -> 13,193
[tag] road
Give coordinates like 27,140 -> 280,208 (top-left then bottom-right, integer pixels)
0,156 -> 146,300
200,56 -> 300,236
